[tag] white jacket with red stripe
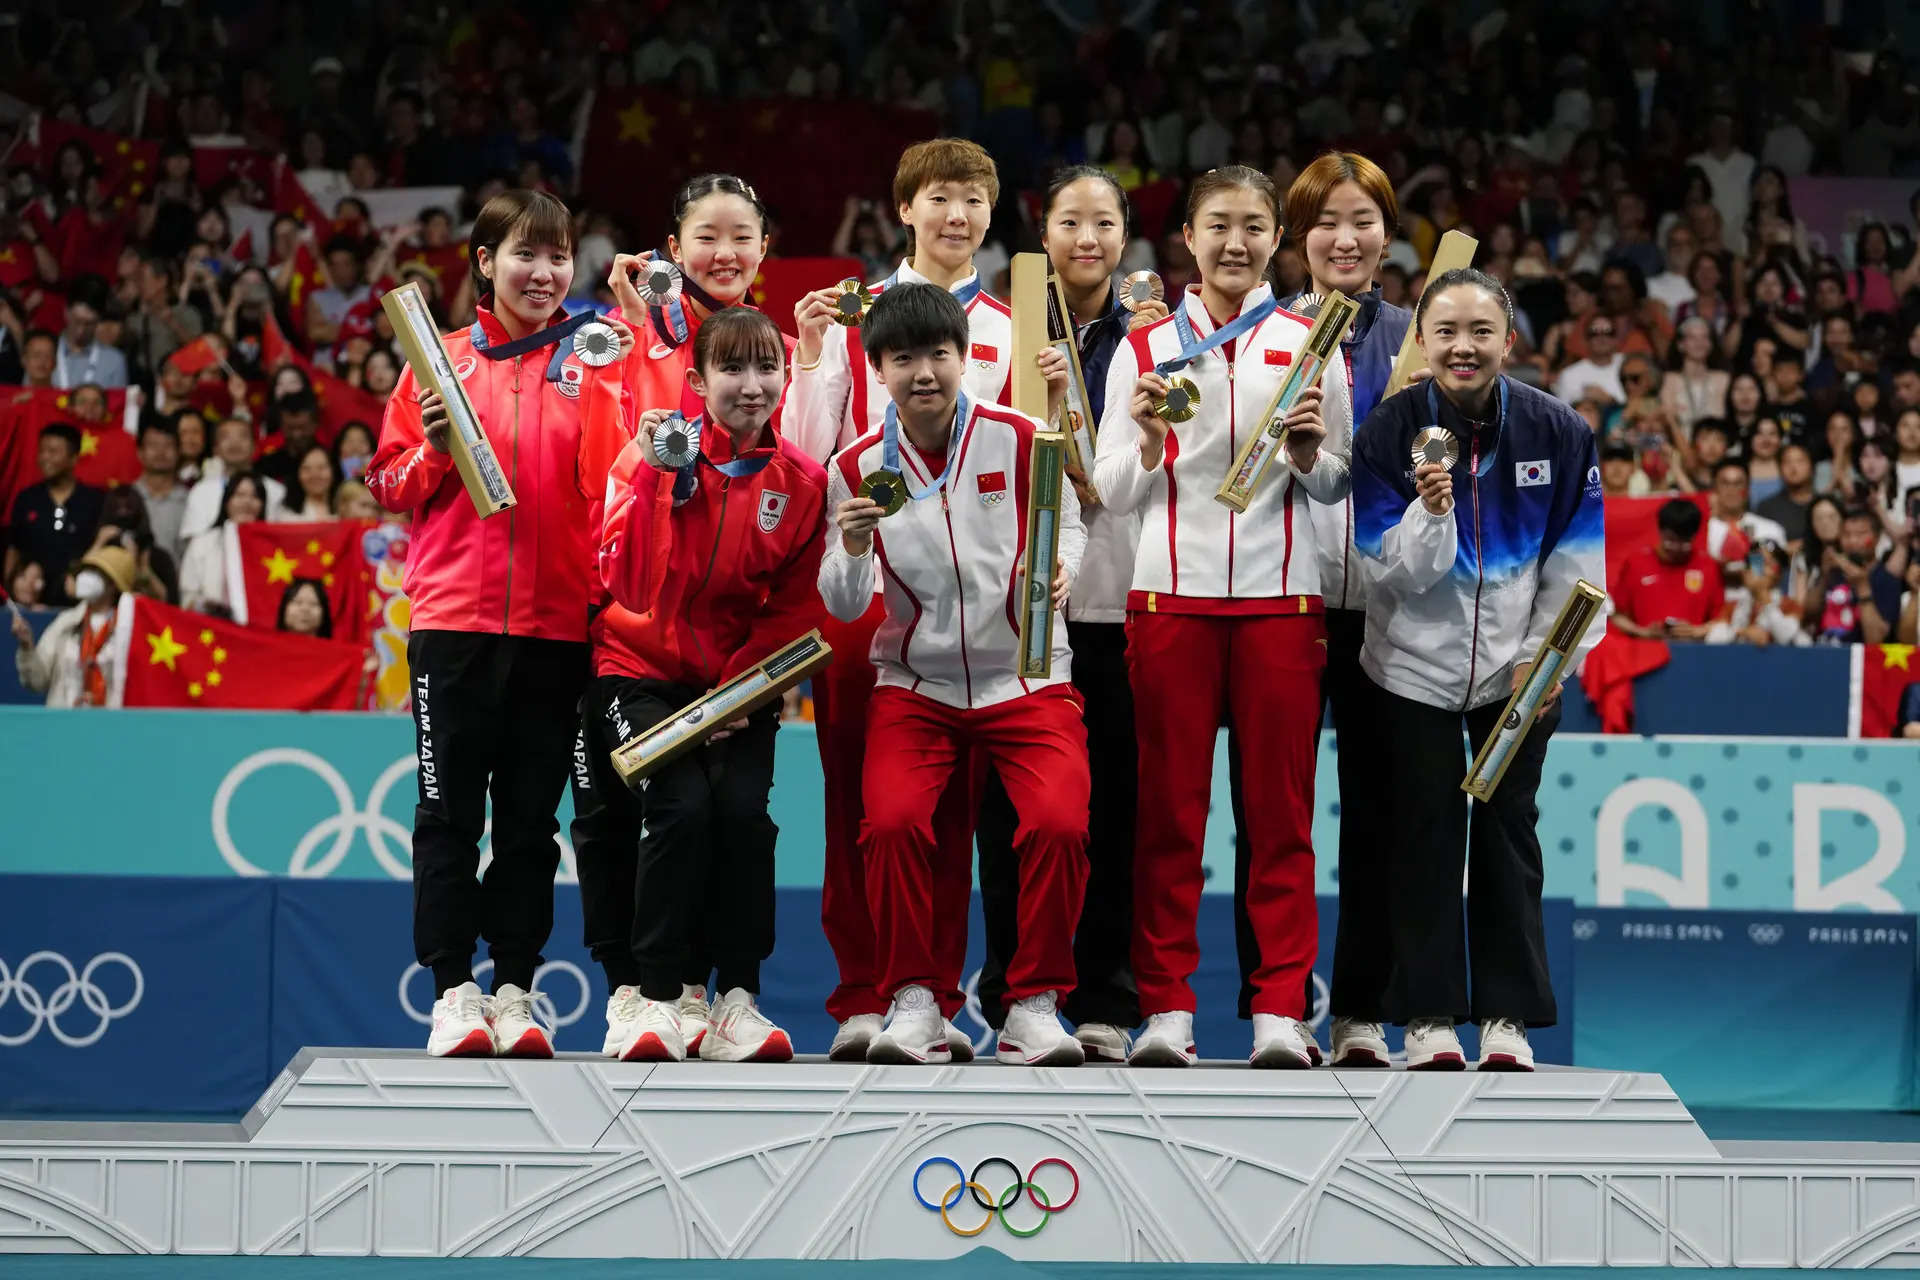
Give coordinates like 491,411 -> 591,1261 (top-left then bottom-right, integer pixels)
817,398 -> 1085,710
783,262 -> 1015,464
1091,284 -> 1352,612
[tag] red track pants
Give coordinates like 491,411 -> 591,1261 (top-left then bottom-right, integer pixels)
815,600 -> 974,1020
862,684 -> 1089,1005
1127,610 -> 1324,1018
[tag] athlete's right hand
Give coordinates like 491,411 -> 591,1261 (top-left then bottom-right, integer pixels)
636,407 -> 675,470
835,495 -> 884,555
418,389 -> 450,454
1415,461 -> 1453,515
606,251 -> 652,318
1130,371 -> 1170,469
793,288 -> 842,369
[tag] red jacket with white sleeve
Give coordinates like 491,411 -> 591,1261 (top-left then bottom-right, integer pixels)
782,262 -> 1015,465
368,305 -> 633,643
1090,283 -> 1352,614
817,398 -> 1085,710
597,411 -> 828,688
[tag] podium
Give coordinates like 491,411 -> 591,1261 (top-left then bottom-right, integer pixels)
3,1049 -> 1919,1265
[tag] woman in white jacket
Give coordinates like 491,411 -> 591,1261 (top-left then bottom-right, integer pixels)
11,545 -> 136,708
178,473 -> 268,615
1093,165 -> 1352,1070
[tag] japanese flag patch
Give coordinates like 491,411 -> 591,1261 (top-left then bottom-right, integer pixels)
757,490 -> 789,532
978,470 -> 1007,507
555,363 -> 585,399
1516,459 -> 1551,487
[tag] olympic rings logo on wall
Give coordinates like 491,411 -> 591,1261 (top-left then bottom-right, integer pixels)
0,952 -> 144,1048
397,960 -> 591,1030
912,1156 -> 1080,1238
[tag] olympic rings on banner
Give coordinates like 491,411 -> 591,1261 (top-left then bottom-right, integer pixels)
914,1156 -> 1079,1236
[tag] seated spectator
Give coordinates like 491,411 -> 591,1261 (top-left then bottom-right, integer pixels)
1557,314 -> 1626,404
5,424 -> 103,607
1724,370 -> 1767,444
282,444 -> 341,520
131,421 -> 188,562
1609,499 -> 1725,640
1661,317 -> 1729,436
1898,409 -> 1920,496
1757,442 -> 1817,541
92,485 -> 180,605
179,473 -> 269,615
1802,508 -> 1903,644
1746,418 -> 1787,503
173,412 -> 209,486
1599,440 -> 1650,496
1646,223 -> 1698,312
183,417 -> 288,538
1858,438 -> 1909,541
277,577 -> 333,637
6,559 -> 48,610
256,392 -> 322,493
18,330 -> 57,389
10,544 -> 135,708
1847,222 -> 1899,316
1708,539 -> 1805,647
1814,409 -> 1861,492
334,480 -> 382,521
1769,349 -> 1813,445
1599,261 -> 1673,361
1682,418 -> 1734,490
331,422 -> 377,484
1808,313 -> 1875,400
1704,457 -> 1789,559
53,289 -> 128,390
306,236 -> 370,370
121,252 -> 206,386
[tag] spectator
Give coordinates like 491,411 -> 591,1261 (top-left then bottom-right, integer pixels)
121,252 -> 205,386
1724,370 -> 1767,445
1598,440 -> 1648,497
5,424 -> 103,607
1848,222 -> 1899,316
1898,674 -> 1920,738
1858,437 -> 1910,538
1604,190 -> 1662,280
131,420 -> 188,563
1729,264 -> 1809,366
276,577 -> 333,638
1745,418 -> 1788,503
334,480 -> 382,522
282,443 -> 341,521
1684,419 -> 1734,491
1646,223 -> 1698,312
1808,313 -> 1874,399
10,544 -> 135,708
53,290 -> 128,389
19,329 -> 57,388
1661,317 -> 1729,436
1688,111 -> 1755,254
633,4 -> 717,92
1803,508 -> 1902,645
331,422 -> 378,485
1557,314 -> 1626,405
182,417 -> 288,539
1890,362 -> 1920,415
179,473 -> 268,615
92,486 -> 179,605
1598,261 -> 1672,360
257,393 -> 322,493
305,237 -> 370,365
1757,442 -> 1817,542
1896,409 -> 1920,497
1770,349 -> 1814,446
1098,118 -> 1159,192
174,413 -> 209,486
1609,499 -> 1724,640
1814,410 -> 1861,494
1705,457 -> 1789,558
1673,249 -> 1733,339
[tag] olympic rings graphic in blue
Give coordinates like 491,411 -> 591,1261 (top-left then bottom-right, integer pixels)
912,1156 -> 1080,1237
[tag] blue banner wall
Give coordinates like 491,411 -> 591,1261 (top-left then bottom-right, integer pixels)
1574,907 -> 1918,1110
2,708 -> 1914,915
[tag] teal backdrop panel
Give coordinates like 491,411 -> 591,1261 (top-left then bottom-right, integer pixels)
2,708 -> 1915,911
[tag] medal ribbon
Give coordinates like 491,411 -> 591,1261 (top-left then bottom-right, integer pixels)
469,309 -> 598,383
1155,294 -> 1278,377
881,266 -> 984,309
667,413 -> 777,502
645,249 -> 733,350
1424,377 -> 1510,473
879,391 -> 971,502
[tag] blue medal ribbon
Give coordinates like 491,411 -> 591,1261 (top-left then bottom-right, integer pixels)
468,309 -> 598,384
1155,294 -> 1278,377
878,391 -> 971,502
881,266 -> 984,309
668,413 -> 777,502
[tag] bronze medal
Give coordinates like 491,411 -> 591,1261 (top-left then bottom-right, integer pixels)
1411,426 -> 1460,471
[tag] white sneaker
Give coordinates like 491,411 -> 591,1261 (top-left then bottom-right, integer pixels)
1405,1018 -> 1466,1071
996,992 -> 1085,1066
1477,1018 -> 1535,1072
868,985 -> 950,1064
1074,1022 -> 1133,1063
602,985 -> 644,1058
677,984 -> 711,1058
1330,1017 -> 1391,1068
829,1013 -> 883,1062
1127,1011 -> 1197,1067
427,981 -> 494,1057
488,983 -> 553,1058
944,1019 -> 976,1063
703,988 -> 794,1062
615,995 -> 685,1062
1249,1013 -> 1315,1069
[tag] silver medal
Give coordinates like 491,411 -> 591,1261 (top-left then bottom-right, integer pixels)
636,259 -> 683,307
653,412 -> 701,470
572,321 -> 620,366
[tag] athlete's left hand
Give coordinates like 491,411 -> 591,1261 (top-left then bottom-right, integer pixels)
599,313 -> 637,362
1512,660 -> 1564,708
1037,345 -> 1069,424
707,717 -> 750,742
1052,557 -> 1071,611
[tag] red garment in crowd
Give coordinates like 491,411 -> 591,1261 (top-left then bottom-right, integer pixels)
1610,545 -> 1725,629
1580,630 -> 1673,734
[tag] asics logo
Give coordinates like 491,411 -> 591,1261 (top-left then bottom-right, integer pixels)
398,959 -> 591,1029
212,748 -> 577,881
0,952 -> 144,1048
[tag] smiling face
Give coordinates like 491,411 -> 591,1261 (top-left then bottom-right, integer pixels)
901,180 -> 991,277
297,447 -> 333,500
669,191 -> 766,306
880,341 -> 965,431
1185,184 -> 1278,306
689,343 -> 785,438
1042,176 -> 1126,296
1417,283 -> 1514,404
477,227 -> 573,330
1304,180 -> 1386,297
283,583 -> 326,634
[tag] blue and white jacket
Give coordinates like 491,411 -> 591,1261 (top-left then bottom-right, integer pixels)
1352,375 -> 1605,712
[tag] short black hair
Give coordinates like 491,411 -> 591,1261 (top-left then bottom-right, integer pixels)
1600,441 -> 1636,463
1712,456 -> 1749,481
1840,506 -> 1876,526
276,390 -> 321,421
1773,347 -> 1806,370
1657,498 -> 1702,539
1692,417 -> 1733,445
137,419 -> 179,447
38,422 -> 81,453
863,283 -> 969,367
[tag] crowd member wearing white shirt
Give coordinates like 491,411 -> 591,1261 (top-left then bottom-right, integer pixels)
1555,315 -> 1627,405
1644,223 -> 1699,313
818,284 -> 1089,1068
178,473 -> 269,614
1687,112 -> 1756,255
181,416 -> 287,539
52,297 -> 128,390
1094,166 -> 1352,1071
11,545 -> 134,708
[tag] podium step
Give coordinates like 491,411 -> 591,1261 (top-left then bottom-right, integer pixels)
2,1049 -> 1917,1265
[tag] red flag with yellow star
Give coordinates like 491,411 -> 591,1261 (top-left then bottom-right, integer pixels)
0,386 -> 137,492
225,520 -> 375,644
21,117 -> 161,212
1858,644 -> 1918,737
121,595 -> 366,710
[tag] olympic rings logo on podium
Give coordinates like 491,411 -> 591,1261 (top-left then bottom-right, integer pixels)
912,1156 -> 1080,1238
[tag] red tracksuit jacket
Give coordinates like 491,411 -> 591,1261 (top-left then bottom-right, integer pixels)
597,412 -> 828,687
369,305 -> 631,642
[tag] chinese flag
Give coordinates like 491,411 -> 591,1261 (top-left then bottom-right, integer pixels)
22,117 -> 160,212
0,387 -> 137,491
749,257 -> 864,339
167,334 -> 226,378
227,520 -> 374,643
1602,494 -> 1707,593
1858,645 -> 1918,737
261,309 -> 305,372
287,241 -> 327,318
122,595 -> 365,710
268,157 -> 326,230
75,421 -> 141,490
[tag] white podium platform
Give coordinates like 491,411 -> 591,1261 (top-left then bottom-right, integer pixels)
4,1049 -> 1920,1265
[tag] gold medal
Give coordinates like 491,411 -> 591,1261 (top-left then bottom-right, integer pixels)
858,469 -> 906,517
1411,426 -> 1460,471
1153,375 -> 1201,423
831,278 -> 874,326
1121,270 -> 1164,313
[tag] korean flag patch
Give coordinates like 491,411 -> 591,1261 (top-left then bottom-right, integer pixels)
1516,459 -> 1551,487
757,490 -> 789,532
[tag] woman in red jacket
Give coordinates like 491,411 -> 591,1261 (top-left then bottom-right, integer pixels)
368,188 -> 636,1060
588,307 -> 828,1062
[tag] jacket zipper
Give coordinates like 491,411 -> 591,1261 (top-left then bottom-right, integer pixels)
1226,360 -> 1236,594
941,488 -> 973,704
504,356 -> 521,634
1462,433 -> 1484,712
686,477 -> 730,675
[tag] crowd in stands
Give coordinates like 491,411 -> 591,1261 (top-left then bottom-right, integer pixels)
3,0 -> 1920,711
